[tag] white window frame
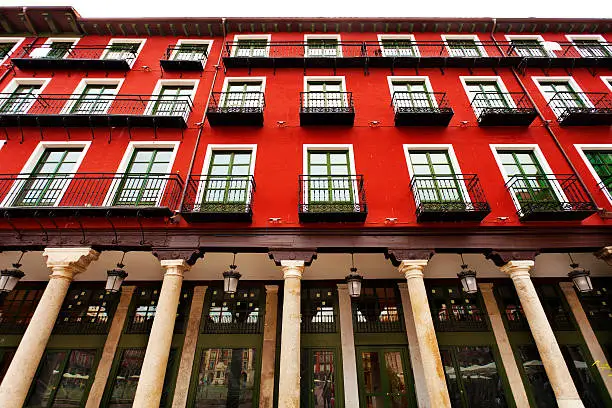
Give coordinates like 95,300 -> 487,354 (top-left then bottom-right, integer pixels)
60,78 -> 125,115
574,144 -> 612,205
144,79 -> 199,118
0,37 -> 25,65
0,140 -> 5,151
302,144 -> 359,209
29,37 -> 80,59
169,39 -> 213,65
402,144 -> 472,205
304,34 -> 343,58
600,76 -> 612,93
460,76 -> 516,117
221,76 -> 266,108
387,76 -> 437,108
100,38 -> 146,68
303,76 -> 347,108
195,144 -> 257,211
0,141 -> 91,208
231,34 -> 271,57
377,34 -> 420,57
0,78 -> 52,114
566,34 -> 612,58
441,34 -> 488,57
489,144 -> 569,212
103,141 -> 180,207
532,76 -> 593,117
504,35 -> 555,58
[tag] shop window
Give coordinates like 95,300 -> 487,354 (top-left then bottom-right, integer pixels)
352,286 -> 404,333
516,345 -> 557,408
54,286 -> 119,334
0,286 -> 44,334
201,286 -> 263,334
427,283 -> 488,331
577,278 -> 612,331
125,286 -> 191,334
301,287 -> 337,333
536,284 -> 575,331
495,284 -> 529,331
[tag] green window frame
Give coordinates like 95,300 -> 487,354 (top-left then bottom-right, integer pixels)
0,41 -> 17,59
103,42 -> 140,61
538,81 -> 588,116
498,150 -> 559,206
446,39 -> 483,57
391,81 -> 434,109
0,84 -> 41,114
42,40 -> 74,59
573,40 -> 612,58
0,287 -> 44,334
585,150 -> 612,193
152,85 -> 193,116
380,38 -> 417,57
409,150 -> 464,204
301,348 -> 338,408
201,150 -> 252,210
12,148 -> 82,207
465,81 -> 511,112
305,81 -> 345,109
70,84 -> 117,114
306,38 -> 340,57
112,148 -> 173,206
223,81 -> 263,109
234,39 -> 268,57
307,150 -> 354,208
173,43 -> 209,61
511,39 -> 548,57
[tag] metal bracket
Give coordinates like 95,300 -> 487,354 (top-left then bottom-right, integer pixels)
3,212 -> 22,239
33,210 -> 49,242
136,210 -> 146,245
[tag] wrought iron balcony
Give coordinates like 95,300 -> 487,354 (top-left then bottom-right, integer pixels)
432,307 -> 489,332
301,312 -> 337,333
299,92 -> 355,126
547,92 -> 612,126
181,175 -> 255,223
470,92 -> 538,126
159,45 -> 208,71
410,174 -> 491,222
11,44 -> 138,70
501,41 -> 612,68
0,93 -> 193,128
505,174 -> 597,221
598,175 -> 612,196
298,175 -> 367,222
201,314 -> 264,334
392,92 -> 453,126
0,173 -> 183,218
207,92 -> 265,126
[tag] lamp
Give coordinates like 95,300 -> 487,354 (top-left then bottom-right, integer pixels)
567,253 -> 593,293
223,253 -> 241,294
457,254 -> 478,294
345,253 -> 363,298
0,252 -> 25,293
106,252 -> 128,293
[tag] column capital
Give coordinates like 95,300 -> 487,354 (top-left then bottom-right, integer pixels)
280,260 -> 304,279
595,246 -> 612,266
43,247 -> 99,279
485,250 -> 539,267
160,259 -> 190,276
398,259 -> 429,280
386,249 -> 433,267
269,249 -> 316,266
500,260 -> 534,279
265,284 -> 279,293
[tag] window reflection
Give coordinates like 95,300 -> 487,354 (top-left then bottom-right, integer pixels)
202,288 -> 262,334
517,345 -> 556,408
428,285 -> 487,331
562,345 -> 606,408
352,287 -> 403,333
302,288 -> 337,333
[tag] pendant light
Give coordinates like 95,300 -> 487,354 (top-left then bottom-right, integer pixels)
457,254 -> 478,294
223,253 -> 241,294
106,252 -> 128,293
345,253 -> 364,298
567,253 -> 593,293
0,252 -> 25,293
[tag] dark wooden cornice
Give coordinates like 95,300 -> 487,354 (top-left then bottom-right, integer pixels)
485,250 -> 540,267
385,249 -> 434,267
268,249 -> 317,266
152,248 -> 204,266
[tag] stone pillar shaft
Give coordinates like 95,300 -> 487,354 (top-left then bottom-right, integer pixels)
277,261 -> 304,408
502,261 -> 584,408
337,284 -> 359,408
133,259 -> 189,408
259,285 -> 279,408
399,260 -> 451,408
86,286 -> 136,408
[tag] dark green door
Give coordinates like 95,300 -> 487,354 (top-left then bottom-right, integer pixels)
307,151 -> 354,212
358,347 -> 413,408
152,86 -> 193,116
70,84 -> 117,114
113,148 -> 172,206
465,81 -> 509,112
498,150 -> 558,206
409,150 -> 464,208
301,349 -> 337,408
201,151 -> 252,212
585,150 -> 612,193
0,84 -> 41,114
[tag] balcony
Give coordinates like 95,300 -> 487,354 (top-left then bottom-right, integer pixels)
0,94 -> 193,128
505,174 -> 597,221
548,92 -> 612,126
392,92 -> 453,126
207,92 -> 265,126
299,92 -> 355,126
201,314 -> 263,334
11,44 -> 137,71
181,175 -> 255,223
501,42 -> 612,68
0,173 -> 183,218
470,92 -> 538,126
159,45 -> 208,71
431,307 -> 489,332
298,175 -> 367,222
410,174 -> 491,222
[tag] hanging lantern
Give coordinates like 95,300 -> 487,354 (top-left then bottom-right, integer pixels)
223,253 -> 241,294
0,252 -> 25,293
567,254 -> 593,293
457,254 -> 478,294
106,253 -> 128,293
345,253 -> 363,298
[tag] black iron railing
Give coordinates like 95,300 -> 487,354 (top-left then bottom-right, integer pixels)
207,91 -> 265,114
598,175 -> 612,196
298,175 -> 367,222
301,312 -> 337,333
201,314 -> 263,334
14,43 -> 139,61
352,302 -> 404,333
182,175 -> 255,222
162,44 -> 209,61
503,41 -> 612,59
505,174 -> 597,220
299,92 -> 354,115
470,92 -> 537,125
410,174 -> 490,222
547,92 -> 612,125
432,307 -> 488,331
0,173 -> 183,215
53,315 -> 111,335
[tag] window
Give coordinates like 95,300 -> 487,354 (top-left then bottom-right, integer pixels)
584,150 -> 612,194
68,84 -> 118,114
378,35 -> 418,57
407,149 -> 465,205
301,286 -> 337,333
511,39 -> 548,57
462,79 -> 513,116
232,35 -> 270,57
576,278 -> 612,331
307,150 -> 353,208
0,287 -> 44,334
102,39 -> 145,67
201,150 -> 253,210
201,286 -> 262,334
152,85 -> 193,116
534,78 -> 590,117
427,283 -> 487,331
126,286 -> 191,334
389,78 -> 435,109
305,35 -> 342,57
32,39 -> 78,59
443,36 -> 485,57
222,80 -> 264,110
304,78 -> 346,109
0,37 -> 24,64
0,84 -> 42,114
54,287 -> 118,334
352,286 -> 404,333
171,40 -> 211,61
567,35 -> 612,58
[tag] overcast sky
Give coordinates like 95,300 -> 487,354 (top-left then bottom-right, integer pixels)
4,0 -> 612,18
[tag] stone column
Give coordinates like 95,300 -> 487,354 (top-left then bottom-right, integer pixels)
133,259 -> 190,408
172,285 -> 207,408
501,261 -> 584,408
86,286 -> 136,408
0,247 -> 99,408
278,261 -> 304,408
337,284 -> 359,408
560,281 -> 612,399
259,285 -> 279,408
479,283 -> 530,408
399,260 -> 451,408
398,282 -> 428,408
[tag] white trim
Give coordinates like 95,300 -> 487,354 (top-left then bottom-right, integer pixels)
0,141 -> 91,208
441,34 -> 488,57
600,76 -> 612,93
565,34 -> 612,58
377,34 -> 420,57
0,140 -> 5,151
304,34 -> 343,58
387,76 -> 436,107
0,37 -> 25,65
103,141 -> 180,207
574,144 -> 612,205
504,34 -> 556,58
459,76 -> 515,118
170,39 -> 213,67
0,78 -> 52,114
231,34 -> 271,57
144,79 -> 199,118
531,76 -> 593,117
489,144 -> 568,211
402,144 -> 471,204
60,77 -> 125,115
101,38 -> 146,68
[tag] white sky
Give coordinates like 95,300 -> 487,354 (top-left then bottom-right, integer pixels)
4,0 -> 612,19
